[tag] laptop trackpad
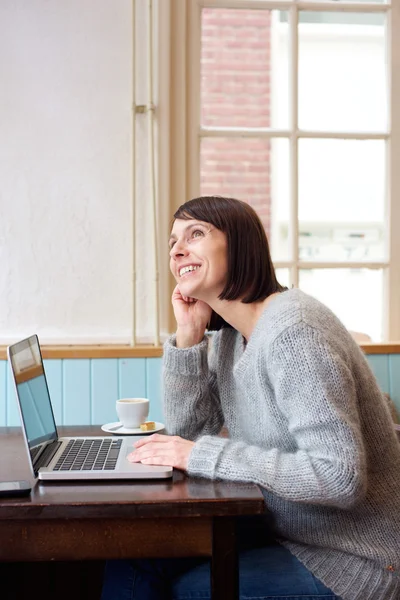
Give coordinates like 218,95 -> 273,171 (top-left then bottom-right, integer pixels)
124,443 -> 172,474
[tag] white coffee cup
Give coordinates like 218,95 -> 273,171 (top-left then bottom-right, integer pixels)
116,398 -> 150,429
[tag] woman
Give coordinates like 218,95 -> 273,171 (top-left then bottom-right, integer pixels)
102,196 -> 400,600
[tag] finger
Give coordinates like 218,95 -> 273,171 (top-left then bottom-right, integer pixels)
140,456 -> 173,466
128,445 -> 169,462
130,443 -> 173,461
127,452 -> 140,462
133,434 -> 170,448
127,451 -> 172,467
172,284 -> 181,296
140,455 -> 187,472
128,449 -> 172,463
172,287 -> 195,303
172,286 -> 185,302
127,449 -> 155,462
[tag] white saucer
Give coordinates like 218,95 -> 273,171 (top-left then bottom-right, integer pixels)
101,421 -> 165,435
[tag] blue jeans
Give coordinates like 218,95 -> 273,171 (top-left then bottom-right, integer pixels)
101,517 -> 340,600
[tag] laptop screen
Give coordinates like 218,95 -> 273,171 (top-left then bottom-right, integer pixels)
8,335 -> 57,450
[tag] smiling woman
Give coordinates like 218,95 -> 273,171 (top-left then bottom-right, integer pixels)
102,196 -> 400,600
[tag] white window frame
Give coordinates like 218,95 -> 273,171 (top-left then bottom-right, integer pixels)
166,0 -> 400,340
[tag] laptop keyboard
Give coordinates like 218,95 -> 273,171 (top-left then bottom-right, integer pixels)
53,438 -> 123,471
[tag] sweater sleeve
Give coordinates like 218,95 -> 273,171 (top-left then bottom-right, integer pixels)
187,323 -> 368,508
162,333 -> 224,440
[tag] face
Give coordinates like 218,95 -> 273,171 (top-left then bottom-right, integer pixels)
169,219 -> 228,301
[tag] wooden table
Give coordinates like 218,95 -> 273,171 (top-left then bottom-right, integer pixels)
0,426 -> 264,600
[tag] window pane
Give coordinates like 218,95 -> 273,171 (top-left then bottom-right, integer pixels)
200,137 -> 289,259
201,9 -> 289,128
298,12 -> 387,131
298,139 -> 385,262
299,269 -> 383,341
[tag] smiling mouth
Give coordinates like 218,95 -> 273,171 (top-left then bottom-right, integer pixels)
179,265 -> 200,277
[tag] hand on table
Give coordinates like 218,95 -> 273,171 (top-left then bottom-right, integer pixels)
127,434 -> 195,471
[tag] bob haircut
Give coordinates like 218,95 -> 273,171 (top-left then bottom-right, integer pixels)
173,196 -> 287,331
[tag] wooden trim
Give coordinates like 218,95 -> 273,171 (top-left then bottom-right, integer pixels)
168,0 -> 190,333
1,342 -> 400,361
359,343 -> 400,355
0,345 -> 164,360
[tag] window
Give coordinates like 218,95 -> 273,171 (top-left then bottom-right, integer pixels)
174,0 -> 400,341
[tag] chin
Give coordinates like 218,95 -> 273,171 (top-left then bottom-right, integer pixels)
180,281 -> 202,298
180,283 -> 198,296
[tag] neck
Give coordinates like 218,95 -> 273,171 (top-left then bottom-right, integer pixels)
207,293 -> 279,341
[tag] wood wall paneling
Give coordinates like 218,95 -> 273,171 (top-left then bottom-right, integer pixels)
44,359 -> 63,425
6,366 -> 19,427
366,355 -> 390,395
91,359 -> 119,426
388,355 -> 400,414
118,358 -> 146,401
146,358 -> 163,424
1,355 -> 400,426
63,360 -> 91,426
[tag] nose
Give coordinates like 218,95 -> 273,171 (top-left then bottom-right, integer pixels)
170,237 -> 188,259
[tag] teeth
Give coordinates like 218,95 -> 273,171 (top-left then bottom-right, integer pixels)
179,265 -> 200,277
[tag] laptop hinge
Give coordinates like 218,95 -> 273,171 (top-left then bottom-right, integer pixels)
33,440 -> 62,473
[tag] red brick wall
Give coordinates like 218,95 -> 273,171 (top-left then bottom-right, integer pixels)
200,8 -> 272,235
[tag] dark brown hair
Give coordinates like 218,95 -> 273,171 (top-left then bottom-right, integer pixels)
173,196 -> 287,330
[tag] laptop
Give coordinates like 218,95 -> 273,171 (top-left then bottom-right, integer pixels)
7,334 -> 173,481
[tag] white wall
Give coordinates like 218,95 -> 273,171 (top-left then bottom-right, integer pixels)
0,0 -> 164,344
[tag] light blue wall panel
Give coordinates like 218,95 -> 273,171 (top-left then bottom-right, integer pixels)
7,363 -> 20,426
388,355 -> 400,414
63,359 -> 91,425
44,359 -> 63,425
0,361 -> 6,426
91,359 -> 119,425
366,355 -> 390,394
118,358 -> 146,400
1,354 -> 398,427
146,358 -> 163,423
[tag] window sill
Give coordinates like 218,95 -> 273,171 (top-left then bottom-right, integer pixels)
0,343 -> 399,360
0,345 -> 164,360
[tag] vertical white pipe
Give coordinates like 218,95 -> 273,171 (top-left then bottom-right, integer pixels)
382,6 -> 391,341
131,0 -> 137,346
289,4 -> 299,288
148,0 -> 160,346
386,1 -> 400,340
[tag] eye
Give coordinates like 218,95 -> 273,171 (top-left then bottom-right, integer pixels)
168,240 -> 176,250
191,229 -> 204,240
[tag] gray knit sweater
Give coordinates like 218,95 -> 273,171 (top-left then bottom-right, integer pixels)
163,289 -> 400,600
